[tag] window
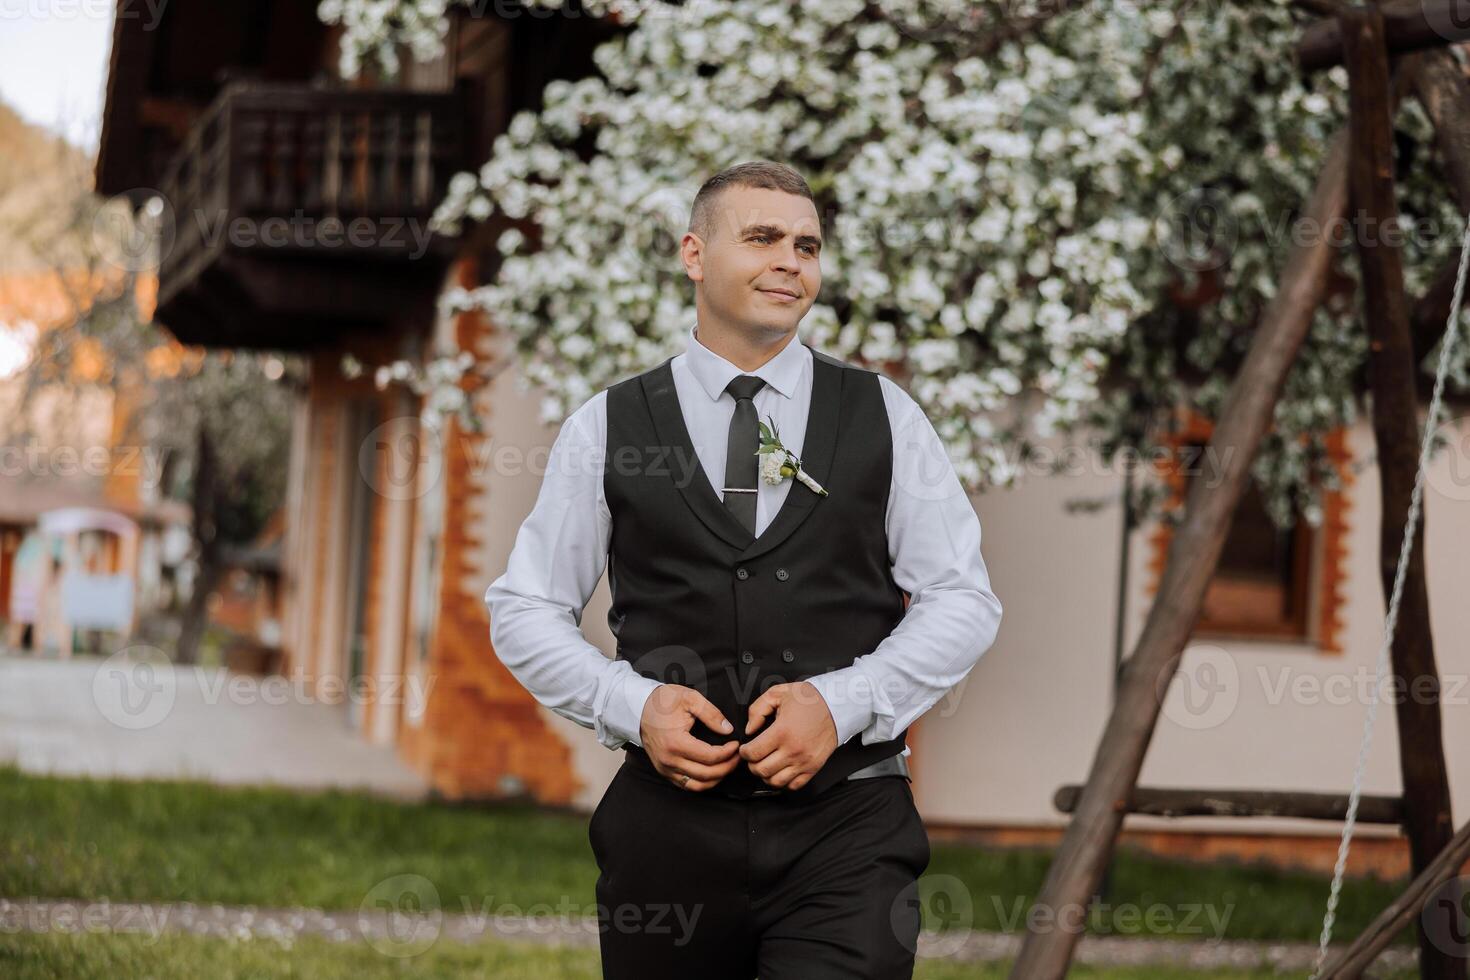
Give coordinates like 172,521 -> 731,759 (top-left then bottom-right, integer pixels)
1149,414 -> 1350,652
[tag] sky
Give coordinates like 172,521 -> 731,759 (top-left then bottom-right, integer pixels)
0,2 -> 116,155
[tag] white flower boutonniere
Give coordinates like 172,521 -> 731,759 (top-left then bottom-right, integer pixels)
756,415 -> 829,497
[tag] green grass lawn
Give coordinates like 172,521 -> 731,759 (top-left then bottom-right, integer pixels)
0,931 -> 1420,980
0,763 -> 1414,949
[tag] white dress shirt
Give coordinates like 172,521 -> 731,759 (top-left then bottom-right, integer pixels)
485,322 -> 1002,764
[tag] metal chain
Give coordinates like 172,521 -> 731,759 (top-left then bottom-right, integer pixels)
1310,212 -> 1470,978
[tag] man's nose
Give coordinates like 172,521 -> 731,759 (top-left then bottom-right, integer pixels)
771,243 -> 802,271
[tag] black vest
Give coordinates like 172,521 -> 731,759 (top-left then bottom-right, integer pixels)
604,344 -> 909,800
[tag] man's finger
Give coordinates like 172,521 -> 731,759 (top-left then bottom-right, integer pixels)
666,752 -> 742,783
747,746 -> 791,780
740,716 -> 786,761
670,733 -> 739,765
685,692 -> 735,736
745,686 -> 784,734
762,763 -> 804,789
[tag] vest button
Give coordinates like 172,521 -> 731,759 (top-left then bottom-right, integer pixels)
775,568 -> 789,581
781,649 -> 794,662
740,650 -> 755,664
736,567 -> 750,580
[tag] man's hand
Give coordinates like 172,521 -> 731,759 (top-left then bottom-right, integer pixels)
638,684 -> 741,791
739,681 -> 839,792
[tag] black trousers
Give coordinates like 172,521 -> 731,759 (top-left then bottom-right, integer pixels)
588,757 -> 931,979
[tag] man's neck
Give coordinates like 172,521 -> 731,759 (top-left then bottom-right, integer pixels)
695,320 -> 797,372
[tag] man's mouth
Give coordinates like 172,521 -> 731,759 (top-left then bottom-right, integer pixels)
759,288 -> 800,302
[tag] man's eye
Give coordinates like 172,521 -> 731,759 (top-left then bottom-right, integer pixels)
799,244 -> 817,255
751,235 -> 770,243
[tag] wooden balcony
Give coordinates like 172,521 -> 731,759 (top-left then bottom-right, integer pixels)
154,82 -> 468,350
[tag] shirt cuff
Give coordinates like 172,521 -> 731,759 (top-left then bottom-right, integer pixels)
805,668 -> 875,747
596,668 -> 663,750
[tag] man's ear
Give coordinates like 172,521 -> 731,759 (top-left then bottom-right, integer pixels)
681,232 -> 705,282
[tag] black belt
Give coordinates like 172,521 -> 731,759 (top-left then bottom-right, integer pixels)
745,751 -> 910,796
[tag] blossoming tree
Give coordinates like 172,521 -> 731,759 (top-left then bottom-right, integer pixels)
320,0 -> 1467,528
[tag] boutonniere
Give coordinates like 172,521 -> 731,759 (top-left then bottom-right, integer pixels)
756,415 -> 829,497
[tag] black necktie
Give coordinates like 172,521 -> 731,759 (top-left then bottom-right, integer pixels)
722,375 -> 767,535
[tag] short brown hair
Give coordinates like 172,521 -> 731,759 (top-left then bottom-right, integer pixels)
688,161 -> 816,241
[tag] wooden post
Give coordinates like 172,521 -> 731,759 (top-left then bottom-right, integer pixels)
1339,7 -> 1464,978
1316,816 -> 1470,978
1007,126 -> 1355,979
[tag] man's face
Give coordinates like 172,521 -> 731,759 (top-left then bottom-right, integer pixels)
682,185 -> 822,337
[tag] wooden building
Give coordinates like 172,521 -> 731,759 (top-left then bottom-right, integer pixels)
95,1 -> 617,801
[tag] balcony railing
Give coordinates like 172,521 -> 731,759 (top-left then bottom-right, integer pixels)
154,82 -> 467,348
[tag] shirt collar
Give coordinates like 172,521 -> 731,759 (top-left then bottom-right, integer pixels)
684,321 -> 810,402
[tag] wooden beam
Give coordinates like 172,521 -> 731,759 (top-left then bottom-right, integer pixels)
1298,0 -> 1470,72
1341,8 -> 1464,978
1316,816 -> 1470,977
1052,786 -> 1404,825
1006,124 -> 1357,980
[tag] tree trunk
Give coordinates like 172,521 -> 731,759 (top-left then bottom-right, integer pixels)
1341,8 -> 1463,978
175,424 -> 220,666
1404,46 -> 1470,371
1007,125 -> 1356,979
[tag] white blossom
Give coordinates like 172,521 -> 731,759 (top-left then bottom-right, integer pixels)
760,451 -> 786,486
318,0 -> 1470,523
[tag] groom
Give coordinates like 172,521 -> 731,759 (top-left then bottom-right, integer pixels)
486,161 -> 1002,978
